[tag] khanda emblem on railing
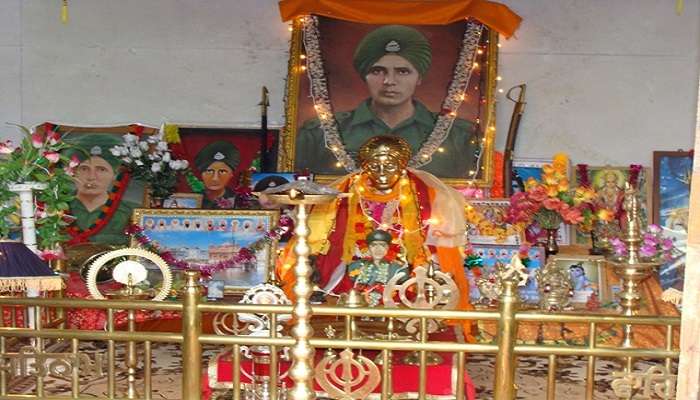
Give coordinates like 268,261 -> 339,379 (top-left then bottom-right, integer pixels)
611,365 -> 676,399
314,348 -> 381,399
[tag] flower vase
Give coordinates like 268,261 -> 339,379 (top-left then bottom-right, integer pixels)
544,228 -> 559,259
8,182 -> 48,253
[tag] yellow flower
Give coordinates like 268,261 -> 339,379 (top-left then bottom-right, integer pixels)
557,178 -> 569,192
596,208 -> 615,222
349,269 -> 361,277
552,153 -> 569,173
545,185 -> 560,197
524,177 -> 540,191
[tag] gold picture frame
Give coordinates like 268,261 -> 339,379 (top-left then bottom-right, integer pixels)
278,18 -> 498,187
548,254 -> 609,305
131,208 -> 280,293
162,193 -> 204,209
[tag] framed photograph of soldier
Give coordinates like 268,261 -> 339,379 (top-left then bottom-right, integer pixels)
39,123 -> 158,247
653,151 -> 693,291
162,193 -> 204,209
131,208 -> 280,293
279,17 -> 498,185
174,127 -> 275,209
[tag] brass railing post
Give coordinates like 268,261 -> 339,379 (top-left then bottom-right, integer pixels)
494,279 -> 518,400
182,270 -> 202,400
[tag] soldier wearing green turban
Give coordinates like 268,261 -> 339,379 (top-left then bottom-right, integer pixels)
194,141 -> 240,208
346,229 -> 407,307
296,24 -> 479,178
63,134 -> 138,245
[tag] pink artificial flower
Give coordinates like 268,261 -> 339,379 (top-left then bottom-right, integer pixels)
662,238 -> 674,251
561,207 -> 583,224
39,247 -> 65,261
69,154 -> 80,168
542,198 -> 563,211
0,140 -> 13,154
639,244 -> 657,258
46,129 -> 60,145
518,243 -> 532,258
43,151 -> 60,163
31,132 -> 44,148
527,186 -> 548,203
610,237 -> 628,256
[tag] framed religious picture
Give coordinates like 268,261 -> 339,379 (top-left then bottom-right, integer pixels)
172,126 -> 278,209
468,244 -> 545,304
510,158 -> 550,194
279,17 -> 498,186
465,199 -> 522,245
131,208 -> 280,293
163,193 -> 203,209
572,165 -> 649,245
653,151 -> 693,291
36,123 -> 157,247
548,255 -> 607,305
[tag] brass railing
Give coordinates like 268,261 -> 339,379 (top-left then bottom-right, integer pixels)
0,274 -> 680,399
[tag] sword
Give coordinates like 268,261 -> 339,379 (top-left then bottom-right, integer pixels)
504,84 -> 527,196
258,86 -> 272,172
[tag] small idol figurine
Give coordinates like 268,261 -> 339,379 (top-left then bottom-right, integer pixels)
347,229 -> 408,307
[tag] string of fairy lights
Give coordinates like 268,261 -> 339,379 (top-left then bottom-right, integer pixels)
288,16 -> 506,186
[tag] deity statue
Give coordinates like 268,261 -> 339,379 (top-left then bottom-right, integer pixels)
347,229 -> 408,307
276,135 -> 471,315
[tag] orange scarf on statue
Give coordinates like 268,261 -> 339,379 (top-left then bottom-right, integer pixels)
276,171 -> 473,318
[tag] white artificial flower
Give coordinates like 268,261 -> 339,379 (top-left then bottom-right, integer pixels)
148,153 -> 158,161
151,162 -> 162,172
162,152 -> 171,162
139,141 -> 150,151
110,146 -> 121,157
120,146 -> 130,156
122,157 -> 132,163
123,133 -> 138,145
130,148 -> 143,158
156,141 -> 168,151
135,159 -> 144,166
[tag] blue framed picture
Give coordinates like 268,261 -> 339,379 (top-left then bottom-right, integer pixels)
653,151 -> 693,291
467,244 -> 545,303
132,208 -> 279,292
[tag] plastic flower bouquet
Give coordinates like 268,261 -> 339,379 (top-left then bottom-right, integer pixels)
610,224 -> 677,262
508,153 -> 595,230
0,125 -> 76,250
110,133 -> 189,199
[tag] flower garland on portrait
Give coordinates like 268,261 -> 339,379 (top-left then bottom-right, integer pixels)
125,214 -> 294,277
301,16 -> 485,171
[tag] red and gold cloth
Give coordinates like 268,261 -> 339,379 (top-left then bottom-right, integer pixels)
202,329 -> 476,400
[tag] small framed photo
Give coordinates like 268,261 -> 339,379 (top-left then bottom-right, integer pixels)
511,158 -> 551,194
549,255 -> 607,305
163,193 -> 203,209
207,280 -> 225,300
653,151 -> 692,290
468,244 -> 545,303
466,199 -> 522,245
131,208 -> 280,293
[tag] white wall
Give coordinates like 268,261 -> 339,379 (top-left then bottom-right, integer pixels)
0,0 -> 698,169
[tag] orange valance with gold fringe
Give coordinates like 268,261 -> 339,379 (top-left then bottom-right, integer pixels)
278,0 -> 521,38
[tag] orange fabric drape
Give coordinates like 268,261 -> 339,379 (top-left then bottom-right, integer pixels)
279,0 -> 521,38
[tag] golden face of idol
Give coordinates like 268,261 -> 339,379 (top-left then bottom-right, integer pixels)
364,151 -> 402,192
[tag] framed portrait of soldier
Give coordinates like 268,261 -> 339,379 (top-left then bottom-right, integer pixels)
174,127 -> 275,209
279,17 -> 498,186
37,123 -> 158,247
